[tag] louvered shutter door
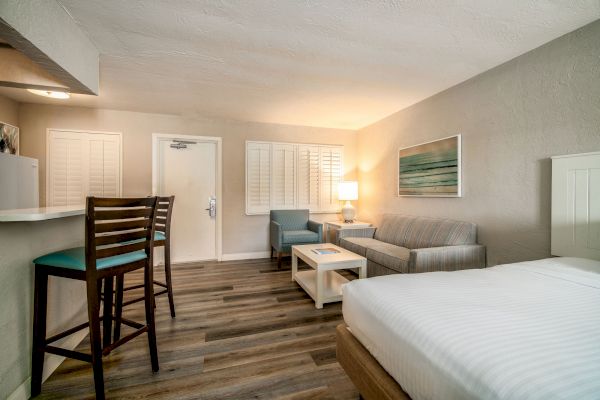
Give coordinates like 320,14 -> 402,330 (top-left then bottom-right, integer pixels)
48,131 -> 85,206
319,146 -> 343,212
87,134 -> 120,197
246,142 -> 271,214
271,143 -> 296,209
48,131 -> 121,206
102,138 -> 120,196
297,145 -> 320,211
88,137 -> 104,196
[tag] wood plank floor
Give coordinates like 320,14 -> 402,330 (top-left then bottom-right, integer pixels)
37,258 -> 360,399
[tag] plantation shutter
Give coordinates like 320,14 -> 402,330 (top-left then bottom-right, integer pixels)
271,143 -> 296,209
47,131 -> 85,206
47,130 -> 121,206
245,141 -> 343,214
319,146 -> 343,212
246,142 -> 271,214
297,145 -> 321,211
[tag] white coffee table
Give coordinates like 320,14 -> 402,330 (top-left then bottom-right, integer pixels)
291,243 -> 367,309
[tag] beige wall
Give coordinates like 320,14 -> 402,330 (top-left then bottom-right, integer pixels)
0,93 -> 19,126
18,104 -> 358,255
357,20 -> 600,266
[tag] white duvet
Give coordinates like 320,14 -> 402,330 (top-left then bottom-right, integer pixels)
342,257 -> 600,400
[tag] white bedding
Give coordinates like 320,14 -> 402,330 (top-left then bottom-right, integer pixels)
342,257 -> 600,400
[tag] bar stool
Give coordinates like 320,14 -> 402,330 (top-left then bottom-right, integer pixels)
31,197 -> 160,399
113,196 -> 175,340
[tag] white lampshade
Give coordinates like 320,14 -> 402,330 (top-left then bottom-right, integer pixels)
338,181 -> 358,201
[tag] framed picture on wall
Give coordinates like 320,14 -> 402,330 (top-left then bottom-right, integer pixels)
398,134 -> 461,197
0,121 -> 19,155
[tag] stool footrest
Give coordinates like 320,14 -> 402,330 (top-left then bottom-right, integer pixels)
120,317 -> 144,329
46,346 -> 92,363
121,286 -> 169,307
122,283 -> 145,291
102,326 -> 148,355
154,280 -> 167,288
46,321 -> 90,344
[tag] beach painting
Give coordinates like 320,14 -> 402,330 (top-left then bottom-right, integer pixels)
0,122 -> 19,155
398,135 -> 461,197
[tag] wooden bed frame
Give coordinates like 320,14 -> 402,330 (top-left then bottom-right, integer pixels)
336,323 -> 411,400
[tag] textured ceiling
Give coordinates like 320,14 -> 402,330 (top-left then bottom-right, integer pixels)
2,1 -> 599,129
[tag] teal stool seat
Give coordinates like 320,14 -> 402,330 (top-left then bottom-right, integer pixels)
154,231 -> 166,241
34,247 -> 147,271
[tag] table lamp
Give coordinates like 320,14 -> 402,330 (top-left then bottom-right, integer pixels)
338,181 -> 358,223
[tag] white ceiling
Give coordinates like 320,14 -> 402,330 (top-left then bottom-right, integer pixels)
2,1 -> 599,129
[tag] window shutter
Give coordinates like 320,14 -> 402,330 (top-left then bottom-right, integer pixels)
297,145 -> 320,211
245,141 -> 343,214
271,143 -> 296,209
319,146 -> 343,212
246,142 -> 271,214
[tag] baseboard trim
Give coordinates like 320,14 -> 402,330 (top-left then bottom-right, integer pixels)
221,251 -> 271,261
8,327 -> 88,400
7,378 -> 30,400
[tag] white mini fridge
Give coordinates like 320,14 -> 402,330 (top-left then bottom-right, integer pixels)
0,153 -> 39,210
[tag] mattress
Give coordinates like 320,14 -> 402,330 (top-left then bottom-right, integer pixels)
342,257 -> 600,400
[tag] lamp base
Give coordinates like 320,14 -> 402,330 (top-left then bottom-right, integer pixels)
341,201 -> 355,223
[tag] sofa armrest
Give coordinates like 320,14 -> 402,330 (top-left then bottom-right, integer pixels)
270,220 -> 283,250
408,244 -> 486,273
337,227 -> 377,240
307,220 -> 323,242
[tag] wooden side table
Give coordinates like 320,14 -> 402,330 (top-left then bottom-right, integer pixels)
325,221 -> 372,244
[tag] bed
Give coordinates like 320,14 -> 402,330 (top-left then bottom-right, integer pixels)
337,152 -> 600,399
338,257 -> 600,400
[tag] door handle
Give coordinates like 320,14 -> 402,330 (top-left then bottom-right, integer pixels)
206,196 -> 216,217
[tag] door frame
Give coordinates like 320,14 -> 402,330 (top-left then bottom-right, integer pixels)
152,133 -> 223,262
46,128 -> 123,206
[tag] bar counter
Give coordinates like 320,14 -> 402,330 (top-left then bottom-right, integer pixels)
0,209 -> 86,399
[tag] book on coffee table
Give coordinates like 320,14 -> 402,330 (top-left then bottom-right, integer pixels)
311,248 -> 341,255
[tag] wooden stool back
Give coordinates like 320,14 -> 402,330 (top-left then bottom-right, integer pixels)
31,197 -> 159,400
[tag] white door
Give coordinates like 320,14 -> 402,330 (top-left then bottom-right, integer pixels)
156,138 -> 218,262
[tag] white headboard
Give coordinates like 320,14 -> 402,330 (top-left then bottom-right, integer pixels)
551,151 -> 600,261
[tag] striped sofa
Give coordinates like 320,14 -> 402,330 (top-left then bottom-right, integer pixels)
338,214 -> 486,277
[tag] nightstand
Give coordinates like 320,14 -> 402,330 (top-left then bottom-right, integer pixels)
325,221 -> 372,244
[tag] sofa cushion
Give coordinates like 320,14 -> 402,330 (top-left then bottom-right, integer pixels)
404,218 -> 476,249
366,242 -> 410,274
374,214 -> 418,247
339,237 -> 382,257
374,214 -> 476,249
282,229 -> 319,244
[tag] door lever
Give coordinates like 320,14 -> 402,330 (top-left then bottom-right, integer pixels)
205,196 -> 216,217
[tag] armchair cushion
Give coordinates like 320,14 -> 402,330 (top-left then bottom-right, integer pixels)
282,230 -> 320,244
270,209 -> 309,230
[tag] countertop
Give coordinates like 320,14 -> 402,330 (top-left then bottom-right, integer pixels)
0,205 -> 85,222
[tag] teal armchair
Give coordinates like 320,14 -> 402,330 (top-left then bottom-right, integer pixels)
270,209 -> 323,268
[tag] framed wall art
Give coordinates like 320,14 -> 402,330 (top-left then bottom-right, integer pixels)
0,122 -> 19,155
398,134 -> 461,197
